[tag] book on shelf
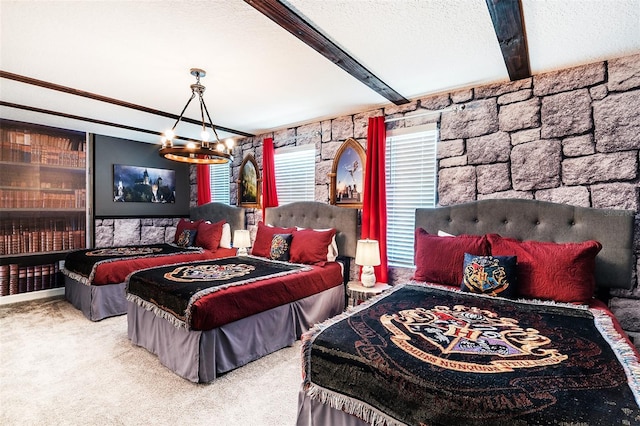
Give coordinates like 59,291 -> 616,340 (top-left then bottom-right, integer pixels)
0,261 -> 62,296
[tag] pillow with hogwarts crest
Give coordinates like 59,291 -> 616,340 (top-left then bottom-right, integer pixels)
461,253 -> 517,298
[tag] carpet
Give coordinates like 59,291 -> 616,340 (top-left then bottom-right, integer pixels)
0,297 -> 301,425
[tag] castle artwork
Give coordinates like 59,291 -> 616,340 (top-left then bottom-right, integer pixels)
113,164 -> 176,203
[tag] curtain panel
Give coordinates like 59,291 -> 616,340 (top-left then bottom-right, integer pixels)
362,116 -> 388,283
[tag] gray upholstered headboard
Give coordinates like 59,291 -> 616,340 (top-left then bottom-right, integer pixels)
265,202 -> 358,258
190,202 -> 246,233
415,199 -> 634,290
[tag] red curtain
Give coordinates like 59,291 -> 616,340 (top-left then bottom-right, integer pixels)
361,116 -> 388,283
261,137 -> 279,219
196,164 -> 211,206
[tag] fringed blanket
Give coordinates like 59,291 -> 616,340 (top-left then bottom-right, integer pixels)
62,244 -> 204,285
127,256 -> 310,329
302,283 -> 640,426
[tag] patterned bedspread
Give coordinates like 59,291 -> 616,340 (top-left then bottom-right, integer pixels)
126,256 -> 312,330
302,283 -> 640,426
61,244 -> 210,285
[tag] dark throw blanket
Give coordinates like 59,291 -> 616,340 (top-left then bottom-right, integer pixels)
303,283 -> 640,426
63,244 -> 203,284
127,256 -> 309,329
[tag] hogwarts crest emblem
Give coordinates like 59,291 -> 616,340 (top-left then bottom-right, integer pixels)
380,305 -> 567,373
164,263 -> 255,282
86,247 -> 163,256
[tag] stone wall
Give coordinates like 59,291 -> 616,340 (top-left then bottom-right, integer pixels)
94,53 -> 639,343
228,53 -> 640,343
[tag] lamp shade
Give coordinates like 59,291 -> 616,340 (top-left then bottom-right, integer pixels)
233,229 -> 251,248
355,239 -> 381,267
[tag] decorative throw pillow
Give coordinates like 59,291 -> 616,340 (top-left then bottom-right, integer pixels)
195,220 -> 225,251
174,219 -> 202,244
290,228 -> 337,264
461,253 -> 517,298
219,223 -> 232,248
176,229 -> 197,248
296,227 -> 339,262
251,222 -> 296,258
270,234 -> 293,261
487,234 -> 602,303
412,228 -> 490,286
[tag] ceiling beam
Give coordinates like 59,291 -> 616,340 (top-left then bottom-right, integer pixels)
245,0 -> 409,105
0,70 -> 255,138
485,0 -> 531,81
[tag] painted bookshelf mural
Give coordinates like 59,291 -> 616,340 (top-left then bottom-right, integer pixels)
0,119 -> 88,297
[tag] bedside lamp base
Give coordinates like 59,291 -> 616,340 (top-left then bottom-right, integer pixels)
360,265 -> 376,287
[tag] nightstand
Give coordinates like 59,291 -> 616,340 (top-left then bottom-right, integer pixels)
346,281 -> 391,307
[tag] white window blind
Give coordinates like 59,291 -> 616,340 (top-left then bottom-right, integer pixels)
385,123 -> 438,267
274,145 -> 316,205
209,162 -> 230,204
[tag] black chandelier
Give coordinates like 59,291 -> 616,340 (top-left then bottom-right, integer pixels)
159,68 -> 234,164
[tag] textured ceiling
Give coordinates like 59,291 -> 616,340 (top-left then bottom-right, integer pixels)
1,0 -> 639,145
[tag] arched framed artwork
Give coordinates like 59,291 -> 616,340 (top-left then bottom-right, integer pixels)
237,154 -> 261,208
329,138 -> 366,208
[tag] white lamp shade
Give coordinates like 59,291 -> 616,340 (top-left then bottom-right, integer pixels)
355,239 -> 381,267
233,229 -> 251,248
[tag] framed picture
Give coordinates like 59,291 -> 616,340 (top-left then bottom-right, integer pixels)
329,138 -> 366,208
238,154 -> 261,208
113,164 -> 176,203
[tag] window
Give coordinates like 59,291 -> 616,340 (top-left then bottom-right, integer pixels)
209,162 -> 230,204
385,123 -> 438,267
274,145 -> 316,205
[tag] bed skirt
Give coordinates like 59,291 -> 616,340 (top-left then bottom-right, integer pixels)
297,389 -> 370,426
127,284 -> 345,383
64,276 -> 127,321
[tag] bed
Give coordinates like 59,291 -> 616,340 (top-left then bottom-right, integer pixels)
62,202 -> 245,321
126,201 -> 358,383
297,199 -> 639,426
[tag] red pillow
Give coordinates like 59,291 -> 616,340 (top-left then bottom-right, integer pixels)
174,219 -> 202,244
412,228 -> 489,286
486,234 -> 602,303
290,228 -> 337,264
251,222 -> 296,258
195,220 -> 225,251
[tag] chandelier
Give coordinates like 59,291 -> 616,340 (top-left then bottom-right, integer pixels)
159,68 -> 234,164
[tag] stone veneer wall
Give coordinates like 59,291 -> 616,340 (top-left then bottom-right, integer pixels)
97,53 -> 639,343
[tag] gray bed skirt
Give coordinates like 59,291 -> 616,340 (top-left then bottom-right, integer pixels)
297,390 -> 370,426
127,284 -> 346,383
64,275 -> 127,321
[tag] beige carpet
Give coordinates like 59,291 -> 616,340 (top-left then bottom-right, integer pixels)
0,297 -> 303,425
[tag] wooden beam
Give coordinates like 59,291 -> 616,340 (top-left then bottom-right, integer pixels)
485,0 -> 531,81
0,70 -> 254,137
245,0 -> 409,105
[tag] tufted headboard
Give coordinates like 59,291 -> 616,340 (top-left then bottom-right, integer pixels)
415,199 -> 634,290
190,202 -> 246,234
265,202 -> 358,258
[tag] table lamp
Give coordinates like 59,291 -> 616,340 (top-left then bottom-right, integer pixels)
355,239 -> 381,287
233,229 -> 251,256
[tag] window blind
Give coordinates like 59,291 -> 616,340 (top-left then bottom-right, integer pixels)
209,162 -> 230,204
385,123 -> 438,267
274,145 -> 316,205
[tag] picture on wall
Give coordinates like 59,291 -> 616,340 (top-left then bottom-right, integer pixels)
238,154 -> 261,208
329,138 -> 366,208
113,164 -> 176,203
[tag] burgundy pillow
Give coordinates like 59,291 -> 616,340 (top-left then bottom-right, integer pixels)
195,220 -> 225,251
486,234 -> 602,303
289,228 -> 337,264
251,222 -> 296,258
411,228 -> 489,286
174,219 -> 202,244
